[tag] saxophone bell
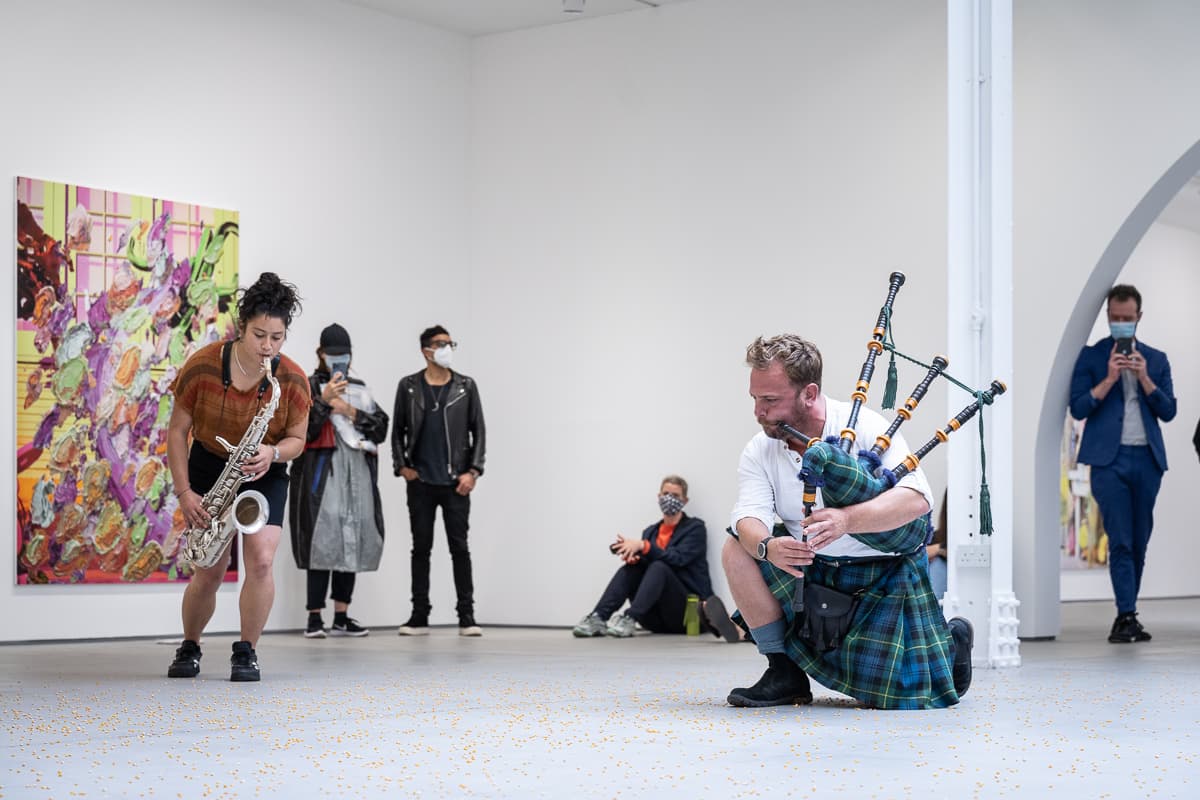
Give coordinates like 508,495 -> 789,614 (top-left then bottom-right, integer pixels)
230,489 -> 269,535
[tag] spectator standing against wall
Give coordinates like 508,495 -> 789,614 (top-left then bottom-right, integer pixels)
1069,284 -> 1176,644
289,323 -> 389,638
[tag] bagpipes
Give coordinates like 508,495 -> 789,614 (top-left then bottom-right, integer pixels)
779,271 -> 1007,612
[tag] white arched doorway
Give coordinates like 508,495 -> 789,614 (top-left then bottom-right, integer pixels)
1031,138 -> 1200,636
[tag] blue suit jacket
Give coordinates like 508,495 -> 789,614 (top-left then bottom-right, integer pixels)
1069,337 -> 1176,471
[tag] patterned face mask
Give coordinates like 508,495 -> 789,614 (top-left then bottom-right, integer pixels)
658,494 -> 685,516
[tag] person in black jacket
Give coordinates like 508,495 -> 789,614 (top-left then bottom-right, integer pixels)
572,475 -> 740,642
392,325 -> 487,637
288,324 -> 389,638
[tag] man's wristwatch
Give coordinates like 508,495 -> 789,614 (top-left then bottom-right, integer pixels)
756,536 -> 771,561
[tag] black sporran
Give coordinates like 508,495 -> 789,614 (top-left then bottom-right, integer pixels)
796,582 -> 863,653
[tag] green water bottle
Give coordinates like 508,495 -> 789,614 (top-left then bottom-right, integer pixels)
684,594 -> 700,636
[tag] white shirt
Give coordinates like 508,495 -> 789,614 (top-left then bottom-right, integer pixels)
731,396 -> 934,558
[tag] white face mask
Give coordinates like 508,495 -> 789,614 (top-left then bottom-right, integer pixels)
432,346 -> 454,368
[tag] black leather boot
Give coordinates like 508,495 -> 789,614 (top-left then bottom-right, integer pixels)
948,617 -> 974,697
727,652 -> 813,707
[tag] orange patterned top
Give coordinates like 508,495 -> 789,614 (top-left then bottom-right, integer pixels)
170,341 -> 311,457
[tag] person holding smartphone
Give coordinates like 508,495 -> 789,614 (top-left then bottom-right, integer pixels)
1069,284 -> 1176,644
288,323 -> 389,638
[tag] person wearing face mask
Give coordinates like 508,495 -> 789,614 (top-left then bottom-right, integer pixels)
288,323 -> 390,639
1070,284 -> 1176,644
572,476 -> 741,642
392,325 -> 487,636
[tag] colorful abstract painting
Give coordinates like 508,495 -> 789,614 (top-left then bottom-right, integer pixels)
15,177 -> 240,584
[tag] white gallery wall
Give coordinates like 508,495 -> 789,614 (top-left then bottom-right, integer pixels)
1060,221 -> 1200,602
466,0 -> 949,626
1015,0 -> 1200,634
4,0 -> 1200,643
0,0 -> 471,641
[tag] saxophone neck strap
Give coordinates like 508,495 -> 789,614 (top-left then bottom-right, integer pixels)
221,340 -> 281,402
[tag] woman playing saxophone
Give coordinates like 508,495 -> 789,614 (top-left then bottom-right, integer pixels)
165,273 -> 311,682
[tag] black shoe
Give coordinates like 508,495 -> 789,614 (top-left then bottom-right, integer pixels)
948,617 -> 974,697
458,613 -> 483,637
331,617 -> 370,637
230,641 -> 261,682
167,639 -> 202,678
1108,612 -> 1152,643
702,596 -> 741,643
397,615 -> 430,636
727,652 -> 813,708
304,614 -> 326,639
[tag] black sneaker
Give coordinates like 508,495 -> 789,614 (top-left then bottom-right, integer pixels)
304,614 -> 326,639
331,617 -> 370,637
167,639 -> 202,678
727,652 -> 813,707
458,613 -> 482,637
948,616 -> 974,697
230,641 -> 261,682
702,595 -> 742,643
397,615 -> 430,636
1108,612 -> 1152,643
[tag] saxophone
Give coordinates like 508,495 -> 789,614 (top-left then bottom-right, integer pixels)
179,358 -> 280,569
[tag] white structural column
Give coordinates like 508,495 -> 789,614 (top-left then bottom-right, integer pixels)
944,0 -> 1019,667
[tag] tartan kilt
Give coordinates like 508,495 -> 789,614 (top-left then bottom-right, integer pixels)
758,551 -> 959,710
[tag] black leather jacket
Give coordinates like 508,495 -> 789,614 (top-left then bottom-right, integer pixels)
392,370 -> 486,479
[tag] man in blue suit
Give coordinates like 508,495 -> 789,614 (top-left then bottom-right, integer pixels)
1070,284 -> 1176,643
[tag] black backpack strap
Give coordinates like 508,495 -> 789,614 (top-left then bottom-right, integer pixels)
221,341 -> 232,391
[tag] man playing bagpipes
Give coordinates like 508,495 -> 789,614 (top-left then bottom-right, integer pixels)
723,333 -> 974,709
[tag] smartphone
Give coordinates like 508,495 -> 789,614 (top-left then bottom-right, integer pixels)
1115,337 -> 1134,356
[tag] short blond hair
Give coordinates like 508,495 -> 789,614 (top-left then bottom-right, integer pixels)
745,334 -> 823,390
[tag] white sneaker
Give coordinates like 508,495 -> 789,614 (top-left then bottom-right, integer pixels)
572,612 -> 607,638
606,613 -> 636,638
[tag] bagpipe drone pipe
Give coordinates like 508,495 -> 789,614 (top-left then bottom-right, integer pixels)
778,271 -> 1007,612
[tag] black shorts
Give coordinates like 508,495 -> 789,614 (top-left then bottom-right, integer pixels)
188,442 -> 289,527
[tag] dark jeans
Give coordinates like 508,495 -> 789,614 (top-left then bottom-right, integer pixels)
1090,445 -> 1163,614
406,480 -> 473,617
307,570 -> 357,610
594,560 -> 690,633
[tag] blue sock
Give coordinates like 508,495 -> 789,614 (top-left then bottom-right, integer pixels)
750,619 -> 787,656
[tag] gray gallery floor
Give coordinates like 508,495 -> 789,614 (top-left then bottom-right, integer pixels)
2,598 -> 1198,800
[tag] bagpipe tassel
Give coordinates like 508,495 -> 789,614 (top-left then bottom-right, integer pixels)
978,479 -> 994,537
881,352 -> 899,410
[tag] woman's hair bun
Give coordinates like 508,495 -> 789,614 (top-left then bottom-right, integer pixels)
237,272 -> 302,329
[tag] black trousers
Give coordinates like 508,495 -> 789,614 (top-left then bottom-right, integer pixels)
594,560 -> 690,633
307,570 -> 356,610
406,480 -> 473,616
